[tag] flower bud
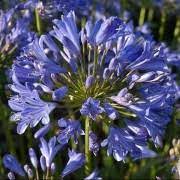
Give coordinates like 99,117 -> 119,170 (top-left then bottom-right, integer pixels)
85,75 -> 95,89
8,172 -> 15,180
27,168 -> 34,179
29,148 -> 38,169
51,162 -> 56,175
40,156 -> 46,172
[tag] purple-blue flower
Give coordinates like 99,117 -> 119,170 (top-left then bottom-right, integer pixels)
80,97 -> 104,120
101,127 -> 156,161
9,88 -> 56,134
61,149 -> 85,177
57,118 -> 84,144
85,169 -> 102,180
103,103 -> 119,120
39,136 -> 63,168
34,124 -> 51,139
89,131 -> 100,156
6,10 -> 177,175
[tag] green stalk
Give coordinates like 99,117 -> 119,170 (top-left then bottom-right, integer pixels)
159,11 -> 166,41
35,168 -> 40,180
35,7 -> 42,34
147,8 -> 154,22
93,48 -> 98,76
173,18 -> 180,44
46,167 -> 50,180
139,7 -> 146,26
85,117 -> 91,176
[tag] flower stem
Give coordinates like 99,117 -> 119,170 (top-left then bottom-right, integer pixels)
35,168 -> 39,180
85,116 -> 91,176
35,6 -> 42,34
147,8 -> 154,22
159,10 -> 166,41
139,7 -> 146,26
46,167 -> 50,179
173,18 -> 180,44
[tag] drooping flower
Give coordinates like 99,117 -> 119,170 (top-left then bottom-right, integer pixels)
61,149 -> 85,177
101,127 -> 156,161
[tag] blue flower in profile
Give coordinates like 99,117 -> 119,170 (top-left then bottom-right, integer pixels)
85,169 -> 102,180
3,154 -> 25,176
80,97 -> 104,120
34,124 -> 51,139
39,136 -> 63,168
61,149 -> 85,177
101,127 -> 156,161
9,77 -> 56,134
57,118 -> 84,144
51,11 -> 80,58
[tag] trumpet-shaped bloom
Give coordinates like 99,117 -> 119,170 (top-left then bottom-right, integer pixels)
101,127 -> 156,161
39,136 -> 63,168
57,118 -> 84,144
61,149 -> 85,177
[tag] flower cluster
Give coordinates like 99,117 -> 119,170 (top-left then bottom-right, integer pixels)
0,2 -> 35,60
1,0 -> 179,179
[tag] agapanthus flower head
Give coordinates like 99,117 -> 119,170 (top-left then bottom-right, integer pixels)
8,10 -> 176,172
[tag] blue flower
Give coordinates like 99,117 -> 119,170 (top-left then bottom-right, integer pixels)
51,11 -> 80,58
0,7 -> 34,56
85,169 -> 102,180
101,127 -> 156,161
52,86 -> 68,101
9,79 -> 56,134
104,103 -> 119,120
84,17 -> 127,46
7,10 -> 177,168
34,124 -> 51,139
61,149 -> 85,177
57,118 -> 84,144
80,97 -> 104,120
39,136 -> 63,168
89,131 -> 99,156
3,154 -> 25,176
